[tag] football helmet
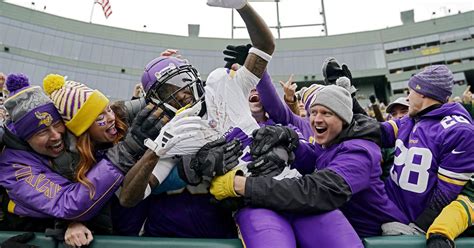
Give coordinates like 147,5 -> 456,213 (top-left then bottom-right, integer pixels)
141,56 -> 205,117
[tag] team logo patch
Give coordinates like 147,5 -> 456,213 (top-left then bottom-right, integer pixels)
208,119 -> 217,128
35,111 -> 53,127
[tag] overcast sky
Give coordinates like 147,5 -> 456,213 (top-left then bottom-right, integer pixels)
4,0 -> 474,39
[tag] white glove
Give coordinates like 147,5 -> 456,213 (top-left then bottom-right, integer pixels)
161,116 -> 221,158
145,116 -> 203,156
145,116 -> 221,158
207,0 -> 247,9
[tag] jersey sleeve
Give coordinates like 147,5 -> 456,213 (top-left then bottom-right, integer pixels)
437,125 -> 474,188
380,119 -> 400,148
236,66 -> 261,98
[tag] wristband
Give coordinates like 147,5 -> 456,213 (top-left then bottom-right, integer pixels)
249,47 -> 272,62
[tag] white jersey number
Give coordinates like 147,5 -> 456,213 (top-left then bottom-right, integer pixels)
390,139 -> 432,193
440,115 -> 469,129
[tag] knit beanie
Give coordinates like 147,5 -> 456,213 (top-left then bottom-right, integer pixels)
300,83 -> 325,112
310,85 -> 353,124
4,73 -> 62,140
408,65 -> 453,103
43,74 -> 109,137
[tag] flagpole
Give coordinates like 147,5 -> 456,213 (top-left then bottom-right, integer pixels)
89,0 -> 97,23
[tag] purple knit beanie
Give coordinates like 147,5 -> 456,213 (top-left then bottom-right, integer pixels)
408,65 -> 453,103
4,73 -> 62,140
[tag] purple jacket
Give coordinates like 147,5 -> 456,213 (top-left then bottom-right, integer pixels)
315,139 -> 408,236
256,71 -> 314,140
0,148 -> 124,221
382,103 -> 474,223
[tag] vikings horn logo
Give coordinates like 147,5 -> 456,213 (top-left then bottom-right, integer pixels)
35,111 -> 53,127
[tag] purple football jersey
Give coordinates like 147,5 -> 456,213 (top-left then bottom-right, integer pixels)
382,103 -> 474,221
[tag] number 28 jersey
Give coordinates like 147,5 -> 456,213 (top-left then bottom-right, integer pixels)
381,103 -> 474,221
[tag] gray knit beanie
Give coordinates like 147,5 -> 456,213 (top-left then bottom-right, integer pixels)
310,85 -> 353,124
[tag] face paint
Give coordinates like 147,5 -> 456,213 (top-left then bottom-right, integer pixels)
95,119 -> 107,126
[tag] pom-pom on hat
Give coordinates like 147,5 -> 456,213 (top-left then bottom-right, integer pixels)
6,73 -> 31,96
4,73 -> 62,140
43,74 -> 109,137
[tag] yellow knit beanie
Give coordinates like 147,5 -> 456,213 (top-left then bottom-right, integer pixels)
43,74 -> 109,136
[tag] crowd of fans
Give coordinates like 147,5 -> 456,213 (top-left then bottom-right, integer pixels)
0,1 -> 474,248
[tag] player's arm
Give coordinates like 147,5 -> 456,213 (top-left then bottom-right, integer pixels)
238,3 -> 275,78
119,150 -> 159,207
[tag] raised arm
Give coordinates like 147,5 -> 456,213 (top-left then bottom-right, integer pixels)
238,3 -> 275,78
257,71 -> 313,139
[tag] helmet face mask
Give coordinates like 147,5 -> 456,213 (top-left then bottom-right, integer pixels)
143,57 -> 205,116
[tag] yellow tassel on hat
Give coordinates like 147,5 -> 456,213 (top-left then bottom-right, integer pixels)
43,74 -> 65,95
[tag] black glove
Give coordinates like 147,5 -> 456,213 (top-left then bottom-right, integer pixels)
127,105 -> 168,152
426,234 -> 455,248
341,64 -> 352,80
177,138 -> 242,185
248,147 -> 289,177
250,125 -> 299,157
106,106 -> 168,173
0,232 -> 38,248
223,44 -> 252,69
369,94 -> 377,104
322,57 -> 353,85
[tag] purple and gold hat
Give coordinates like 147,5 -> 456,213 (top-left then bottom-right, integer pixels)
43,74 -> 109,137
4,73 -> 62,140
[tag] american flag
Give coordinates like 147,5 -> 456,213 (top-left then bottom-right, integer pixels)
98,0 -> 112,18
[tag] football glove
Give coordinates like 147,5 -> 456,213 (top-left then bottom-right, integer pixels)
210,169 -> 242,200
106,105 -> 168,173
177,138 -> 242,185
250,125 -> 299,156
248,147 -> 289,177
145,116 -> 217,157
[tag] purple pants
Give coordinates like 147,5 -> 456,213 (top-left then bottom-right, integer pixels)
235,207 -> 363,248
